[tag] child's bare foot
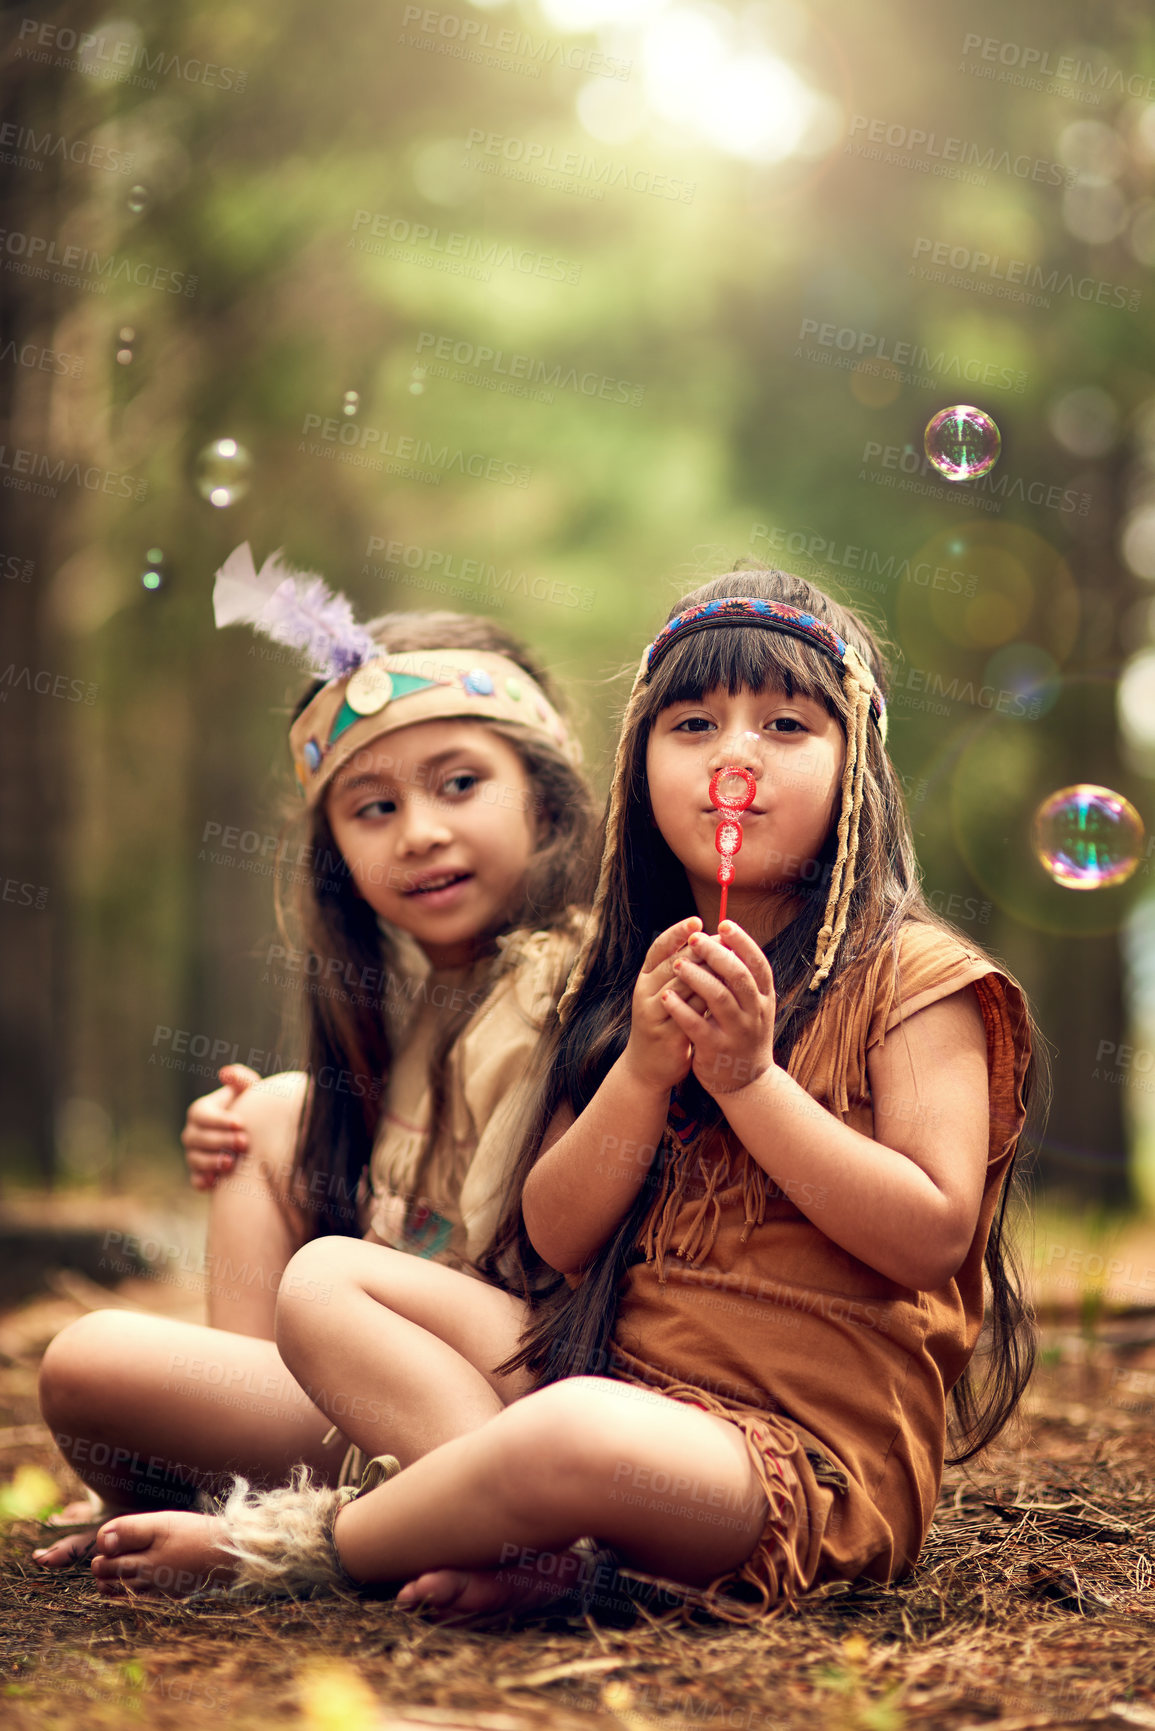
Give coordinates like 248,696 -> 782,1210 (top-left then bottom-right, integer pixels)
45,1494 -> 105,1527
396,1546 -> 595,1624
41,1510 -> 235,1597
33,1529 -> 99,1568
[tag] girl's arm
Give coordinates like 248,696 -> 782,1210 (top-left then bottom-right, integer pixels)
522,916 -> 703,1274
666,926 -> 990,1291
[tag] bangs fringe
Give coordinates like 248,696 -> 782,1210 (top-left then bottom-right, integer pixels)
646,623 -> 843,718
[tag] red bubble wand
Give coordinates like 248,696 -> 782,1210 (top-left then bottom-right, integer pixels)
709,766 -> 757,929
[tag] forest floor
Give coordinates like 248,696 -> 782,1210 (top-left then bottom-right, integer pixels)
1,1189 -> 1154,1731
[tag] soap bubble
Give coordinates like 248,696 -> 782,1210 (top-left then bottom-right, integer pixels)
195,438 -> 251,508
342,390 -> 359,416
140,547 -> 166,592
924,405 -> 1002,481
127,184 -> 149,214
1032,785 -> 1145,890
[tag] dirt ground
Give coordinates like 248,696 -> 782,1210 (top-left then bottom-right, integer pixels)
2,1192 -> 1154,1731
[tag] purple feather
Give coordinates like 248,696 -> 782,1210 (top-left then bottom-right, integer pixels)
213,545 -> 378,678
261,575 -> 377,677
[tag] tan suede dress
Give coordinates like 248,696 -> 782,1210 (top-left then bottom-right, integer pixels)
367,914 -> 584,1266
609,921 -> 1031,1615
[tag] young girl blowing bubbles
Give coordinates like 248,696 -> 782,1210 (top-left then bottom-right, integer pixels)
34,544 -> 595,1547
40,569 -> 1038,1617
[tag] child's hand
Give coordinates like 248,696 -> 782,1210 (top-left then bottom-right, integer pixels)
181,1064 -> 261,1191
624,916 -> 704,1093
661,921 -> 776,1097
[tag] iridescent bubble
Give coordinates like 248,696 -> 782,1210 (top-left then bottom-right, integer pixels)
127,185 -> 149,214
924,405 -> 1002,481
342,390 -> 360,417
1032,785 -> 1145,890
195,438 -> 252,509
141,547 -> 166,592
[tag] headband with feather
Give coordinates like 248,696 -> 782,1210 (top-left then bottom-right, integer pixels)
212,543 -> 579,803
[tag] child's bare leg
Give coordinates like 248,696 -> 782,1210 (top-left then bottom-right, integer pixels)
37,1243 -> 529,1584
205,1072 -> 311,1336
46,1073 -> 311,1522
81,1379 -> 771,1608
338,1378 -> 770,1612
273,1238 -> 534,1463
33,1310 -> 337,1565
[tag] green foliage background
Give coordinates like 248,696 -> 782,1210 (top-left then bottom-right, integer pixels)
3,0 -> 1153,1200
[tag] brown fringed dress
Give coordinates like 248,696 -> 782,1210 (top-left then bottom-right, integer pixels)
608,921 -> 1031,1616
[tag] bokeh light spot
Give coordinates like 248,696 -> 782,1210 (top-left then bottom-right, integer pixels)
1119,651 -> 1155,756
1048,386 -> 1118,458
1122,506 -> 1155,581
850,358 -> 902,409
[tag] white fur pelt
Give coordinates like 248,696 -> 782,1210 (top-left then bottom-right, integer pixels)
217,1467 -> 356,1598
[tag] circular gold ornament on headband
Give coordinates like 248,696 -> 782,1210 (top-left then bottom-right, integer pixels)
345,662 -> 394,716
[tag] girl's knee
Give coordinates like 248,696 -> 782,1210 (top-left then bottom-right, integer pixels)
39,1312 -> 120,1421
274,1238 -> 349,1358
487,1381 -> 622,1519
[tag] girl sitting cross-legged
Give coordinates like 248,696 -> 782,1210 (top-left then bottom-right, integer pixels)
33,547 -> 595,1551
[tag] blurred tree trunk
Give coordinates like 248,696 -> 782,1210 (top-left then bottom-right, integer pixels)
0,11 -> 84,1182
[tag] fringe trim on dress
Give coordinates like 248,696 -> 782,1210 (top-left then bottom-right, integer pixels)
609,1372 -> 833,1623
642,1130 -> 769,1277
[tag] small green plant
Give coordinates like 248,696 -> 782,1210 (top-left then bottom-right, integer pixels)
0,1465 -> 61,1523
813,1635 -> 905,1731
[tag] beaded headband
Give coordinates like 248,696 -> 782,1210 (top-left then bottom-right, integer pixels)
213,543 -> 579,806
558,587 -> 886,1022
645,595 -> 888,744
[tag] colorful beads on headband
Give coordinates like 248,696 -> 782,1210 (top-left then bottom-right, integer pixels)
644,596 -> 887,736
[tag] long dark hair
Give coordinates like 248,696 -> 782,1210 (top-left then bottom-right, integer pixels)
273,611 -> 598,1242
486,568 -> 1041,1464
